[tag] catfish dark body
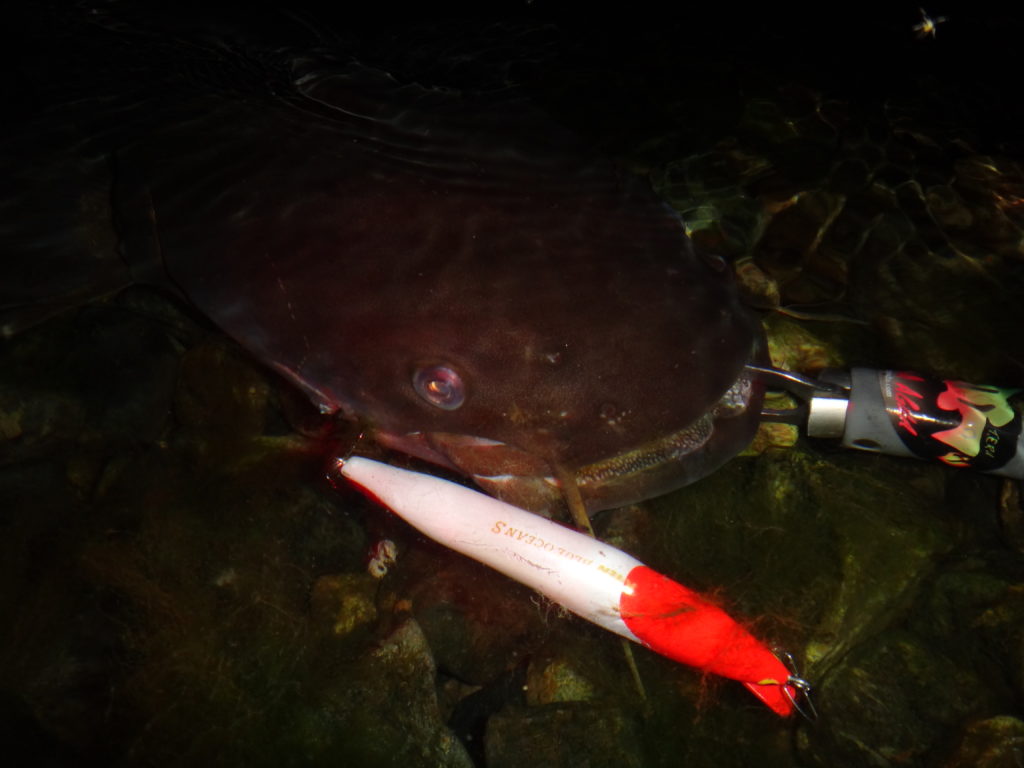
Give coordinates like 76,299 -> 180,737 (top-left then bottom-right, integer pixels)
2,4 -> 764,512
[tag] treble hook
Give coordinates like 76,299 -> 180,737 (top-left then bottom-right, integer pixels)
776,649 -> 819,723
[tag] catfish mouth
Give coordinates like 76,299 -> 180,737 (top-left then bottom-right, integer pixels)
574,412 -> 715,487
572,367 -> 756,499
374,366 -> 762,514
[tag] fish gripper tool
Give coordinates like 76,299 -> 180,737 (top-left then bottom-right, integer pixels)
749,365 -> 1024,480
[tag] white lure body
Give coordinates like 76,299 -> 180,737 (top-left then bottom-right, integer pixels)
338,455 -> 644,641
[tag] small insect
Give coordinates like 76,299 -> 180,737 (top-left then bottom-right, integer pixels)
366,539 -> 398,579
913,7 -> 948,38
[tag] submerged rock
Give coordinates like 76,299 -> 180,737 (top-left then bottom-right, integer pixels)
299,618 -> 474,768
945,716 -> 1024,768
797,629 -> 997,766
310,572 -> 379,638
485,703 -> 642,768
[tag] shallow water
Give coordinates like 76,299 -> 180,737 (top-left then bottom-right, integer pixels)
2,4 -> 1024,767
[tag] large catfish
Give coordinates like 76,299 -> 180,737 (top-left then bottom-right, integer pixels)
2,7 -> 765,513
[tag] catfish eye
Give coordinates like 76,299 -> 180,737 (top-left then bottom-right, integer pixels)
413,364 -> 465,410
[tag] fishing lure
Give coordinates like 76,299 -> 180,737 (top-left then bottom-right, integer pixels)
334,455 -> 808,716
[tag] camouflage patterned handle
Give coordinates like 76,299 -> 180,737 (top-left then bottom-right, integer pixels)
809,368 -> 1024,479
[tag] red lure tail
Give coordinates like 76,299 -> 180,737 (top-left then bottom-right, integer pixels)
619,566 -> 797,716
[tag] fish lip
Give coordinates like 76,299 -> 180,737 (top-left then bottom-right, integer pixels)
371,429 -> 469,474
374,364 -> 761,513
575,365 -> 756,488
477,367 -> 759,510
573,412 -> 716,488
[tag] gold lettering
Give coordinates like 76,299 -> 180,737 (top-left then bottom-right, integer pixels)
597,563 -> 626,582
488,523 -> 597,565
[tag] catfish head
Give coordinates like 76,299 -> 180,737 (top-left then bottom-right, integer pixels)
10,34 -> 764,514
154,107 -> 766,513
346,244 -> 766,514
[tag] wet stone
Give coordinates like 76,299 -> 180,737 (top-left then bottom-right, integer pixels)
485,703 -> 642,768
300,618 -> 474,768
827,157 -> 871,195
997,479 -> 1024,553
798,456 -> 953,671
173,338 -> 276,454
797,629 -> 999,767
925,184 -> 973,229
401,545 -> 548,685
763,313 -> 846,374
733,256 -> 781,309
521,632 -> 625,707
905,551 -> 1024,712
945,716 -> 1024,768
0,302 -> 181,464
594,502 -> 651,554
524,656 -> 597,705
309,572 -> 378,637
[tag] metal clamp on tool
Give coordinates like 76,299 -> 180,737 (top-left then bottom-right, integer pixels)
749,365 -> 1024,480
